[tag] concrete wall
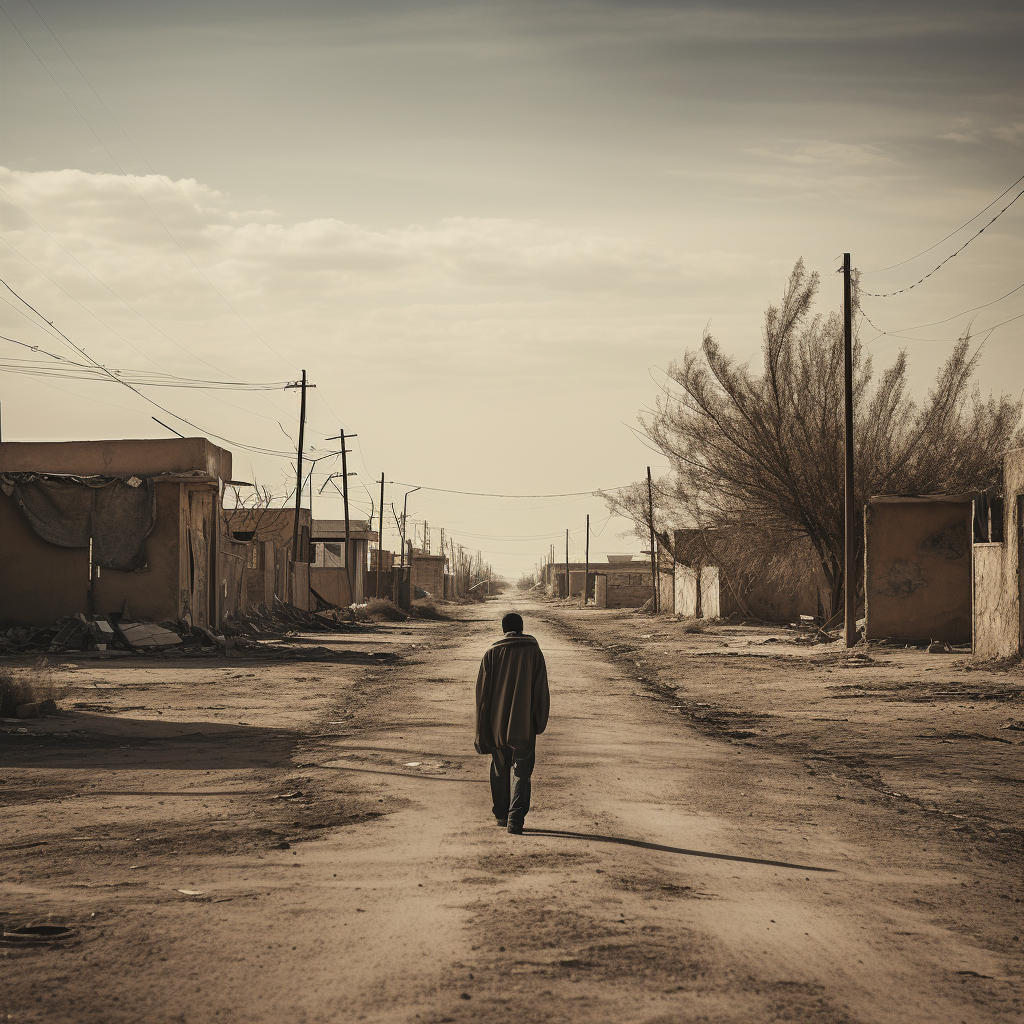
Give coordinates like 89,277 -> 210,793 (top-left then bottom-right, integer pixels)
411,553 -> 445,598
606,571 -> 654,609
865,497 -> 973,644
973,448 -> 1024,660
0,437 -> 230,480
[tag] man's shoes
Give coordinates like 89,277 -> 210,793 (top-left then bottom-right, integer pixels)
495,817 -> 508,827
507,820 -> 524,835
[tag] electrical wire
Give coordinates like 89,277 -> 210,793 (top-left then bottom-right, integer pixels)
860,280 -> 1024,336
0,276 -> 296,459
860,187 -> 1024,298
862,173 -> 1024,274
0,344 -> 292,389
0,0 -> 298,371
386,481 -> 631,498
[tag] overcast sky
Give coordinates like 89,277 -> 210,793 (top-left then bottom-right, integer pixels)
1,0 -> 1021,581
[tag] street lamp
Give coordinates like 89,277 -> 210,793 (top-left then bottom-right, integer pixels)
399,486 -> 421,567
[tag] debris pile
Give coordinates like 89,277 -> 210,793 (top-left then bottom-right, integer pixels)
0,599 -> 386,661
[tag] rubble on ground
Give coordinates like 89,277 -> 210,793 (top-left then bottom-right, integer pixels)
0,598 -> 389,661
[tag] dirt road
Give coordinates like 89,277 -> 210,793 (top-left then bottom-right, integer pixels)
2,600 -> 1022,1023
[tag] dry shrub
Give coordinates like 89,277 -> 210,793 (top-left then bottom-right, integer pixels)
0,658 -> 67,715
410,599 -> 447,621
0,674 -> 35,716
365,597 -> 407,622
680,619 -> 705,634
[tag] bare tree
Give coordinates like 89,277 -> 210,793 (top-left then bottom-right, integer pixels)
637,260 -> 1023,617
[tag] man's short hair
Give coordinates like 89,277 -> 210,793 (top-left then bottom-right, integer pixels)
502,612 -> 524,634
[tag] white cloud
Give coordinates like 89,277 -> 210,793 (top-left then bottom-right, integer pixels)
745,140 -> 895,168
0,165 -> 761,326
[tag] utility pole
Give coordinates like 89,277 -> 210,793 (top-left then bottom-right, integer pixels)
285,371 -> 314,595
340,430 -> 356,606
377,472 -> 385,600
843,253 -> 856,648
565,528 -> 570,601
583,513 -> 590,609
647,466 -> 658,613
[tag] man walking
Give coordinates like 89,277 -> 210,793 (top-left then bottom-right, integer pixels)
475,611 -> 550,835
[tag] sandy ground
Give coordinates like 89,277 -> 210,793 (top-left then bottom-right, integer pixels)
1,599 -> 1022,1024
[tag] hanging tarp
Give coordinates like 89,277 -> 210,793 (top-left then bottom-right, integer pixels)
0,473 -> 156,571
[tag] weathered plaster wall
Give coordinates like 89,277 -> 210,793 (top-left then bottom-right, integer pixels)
973,544 -> 1018,659
675,565 -> 698,616
701,567 -> 721,618
973,448 -> 1024,660
865,499 -> 973,644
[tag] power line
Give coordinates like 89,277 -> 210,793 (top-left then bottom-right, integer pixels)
0,276 -> 296,459
0,0 -> 298,372
0,341 -> 291,389
861,307 -> 1024,345
862,172 -> 1024,274
386,481 -> 631,498
860,186 -> 1024,298
861,280 -> 1024,336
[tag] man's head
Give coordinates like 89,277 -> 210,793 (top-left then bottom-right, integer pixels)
501,612 -> 524,634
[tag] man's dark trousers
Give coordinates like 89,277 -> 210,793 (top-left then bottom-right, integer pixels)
490,740 -> 535,826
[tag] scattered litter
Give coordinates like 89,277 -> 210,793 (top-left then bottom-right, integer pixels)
270,791 -> 304,800
404,762 -> 422,767
1001,720 -> 1024,732
176,889 -> 205,896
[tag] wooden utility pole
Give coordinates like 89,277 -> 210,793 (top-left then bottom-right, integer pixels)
340,430 -> 355,606
583,514 -> 590,609
286,370 -> 310,584
377,472 -> 385,600
565,528 -> 570,601
647,466 -> 658,613
843,253 -> 856,647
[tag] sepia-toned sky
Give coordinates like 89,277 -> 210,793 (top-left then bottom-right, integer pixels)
1,0 -> 1022,581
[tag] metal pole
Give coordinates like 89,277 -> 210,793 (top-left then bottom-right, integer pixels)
843,253 -> 856,647
647,466 -> 658,613
583,513 -> 590,609
377,472 -> 385,600
291,370 -> 307,590
565,528 -> 570,601
340,430 -> 352,606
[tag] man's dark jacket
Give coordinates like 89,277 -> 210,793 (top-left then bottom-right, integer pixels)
475,632 -> 549,754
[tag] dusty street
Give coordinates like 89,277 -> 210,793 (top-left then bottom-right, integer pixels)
2,600 -> 1022,1024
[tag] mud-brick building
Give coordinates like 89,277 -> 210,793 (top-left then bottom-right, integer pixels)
0,437 -> 233,629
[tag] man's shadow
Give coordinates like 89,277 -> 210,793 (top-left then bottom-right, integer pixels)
523,828 -> 835,873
